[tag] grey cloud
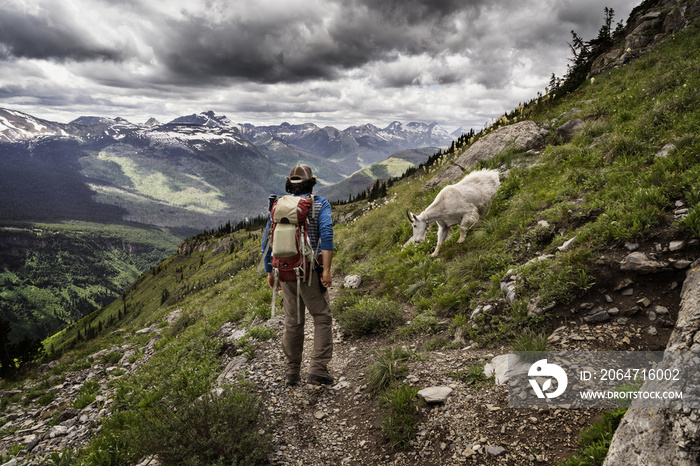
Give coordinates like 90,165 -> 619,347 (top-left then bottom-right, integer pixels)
553,0 -> 638,36
154,0 -> 500,84
0,83 -> 111,108
0,6 -> 124,62
354,0 -> 492,25
377,73 -> 421,88
0,0 -> 642,131
160,15 -> 342,83
472,62 -> 513,89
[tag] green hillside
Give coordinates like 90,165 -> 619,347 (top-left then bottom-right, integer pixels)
0,221 -> 181,345
1,10 -> 700,466
317,147 -> 439,202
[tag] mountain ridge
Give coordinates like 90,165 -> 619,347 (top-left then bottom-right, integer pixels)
0,107 -> 454,230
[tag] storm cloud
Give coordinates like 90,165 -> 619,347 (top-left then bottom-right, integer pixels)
0,0 -> 639,130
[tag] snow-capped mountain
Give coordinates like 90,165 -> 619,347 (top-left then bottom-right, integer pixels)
69,116 -> 142,140
0,108 -> 69,142
169,110 -> 233,127
0,107 -> 455,231
235,118 -> 453,174
0,108 -> 272,232
451,127 -> 472,138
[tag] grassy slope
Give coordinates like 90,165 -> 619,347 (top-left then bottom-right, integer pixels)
317,148 -> 437,202
42,227 -> 266,357
0,221 -> 182,343
5,19 -> 699,464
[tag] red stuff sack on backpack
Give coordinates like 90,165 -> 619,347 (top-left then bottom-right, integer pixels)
269,195 -> 315,283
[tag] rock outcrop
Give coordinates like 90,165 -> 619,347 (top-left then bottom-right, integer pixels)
604,260 -> 700,465
590,0 -> 700,76
426,121 -> 548,188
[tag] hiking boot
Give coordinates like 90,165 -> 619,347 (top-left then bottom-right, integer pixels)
286,373 -> 300,386
307,373 -> 334,386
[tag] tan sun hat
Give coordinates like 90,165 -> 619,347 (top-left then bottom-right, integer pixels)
288,164 -> 315,183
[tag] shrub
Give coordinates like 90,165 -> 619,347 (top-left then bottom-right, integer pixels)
134,384 -> 272,465
366,347 -> 414,395
37,391 -> 56,407
681,206 -> 700,238
230,335 -> 259,360
167,310 -> 200,337
73,380 -> 100,410
464,364 -> 488,384
380,384 -> 420,450
449,363 -> 489,385
334,297 -> 403,338
424,336 -> 455,351
79,430 -> 129,466
560,408 -> 626,466
512,329 -> 549,363
520,248 -> 595,306
248,326 -> 276,341
451,313 -> 468,331
43,448 -> 74,466
397,313 -> 440,339
101,351 -> 123,365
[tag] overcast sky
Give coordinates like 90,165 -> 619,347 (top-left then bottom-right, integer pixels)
0,0 -> 639,132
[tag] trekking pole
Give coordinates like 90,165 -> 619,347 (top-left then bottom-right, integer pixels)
271,270 -> 280,318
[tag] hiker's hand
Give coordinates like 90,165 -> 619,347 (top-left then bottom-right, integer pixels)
267,273 -> 280,290
321,268 -> 332,288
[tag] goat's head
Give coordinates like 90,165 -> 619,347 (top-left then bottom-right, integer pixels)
404,210 -> 428,247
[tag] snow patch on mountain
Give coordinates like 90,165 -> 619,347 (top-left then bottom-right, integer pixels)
0,108 -> 68,142
168,111 -> 232,127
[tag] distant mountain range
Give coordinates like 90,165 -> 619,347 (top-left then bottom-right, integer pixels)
0,107 -> 454,232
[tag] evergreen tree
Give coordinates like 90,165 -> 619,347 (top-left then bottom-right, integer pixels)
0,317 -> 14,376
555,7 -> 619,97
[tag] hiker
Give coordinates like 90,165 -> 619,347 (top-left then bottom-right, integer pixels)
262,164 -> 335,386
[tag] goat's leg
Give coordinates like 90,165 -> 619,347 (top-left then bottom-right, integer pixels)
431,221 -> 449,257
458,206 -> 479,243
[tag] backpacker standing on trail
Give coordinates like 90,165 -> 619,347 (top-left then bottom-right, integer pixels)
262,165 -> 335,386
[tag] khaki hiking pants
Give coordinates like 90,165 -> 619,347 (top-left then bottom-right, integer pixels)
280,272 -> 333,378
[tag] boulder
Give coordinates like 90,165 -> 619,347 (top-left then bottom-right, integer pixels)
604,260 -> 700,465
669,241 -> 685,252
216,355 -> 248,385
343,275 -> 362,289
417,386 -> 453,404
656,143 -> 676,158
500,280 -> 517,305
620,252 -> 671,273
164,309 -> 183,324
484,354 -> 510,385
581,307 -> 611,324
590,0 -> 700,77
427,121 -> 548,188
555,119 -> 585,143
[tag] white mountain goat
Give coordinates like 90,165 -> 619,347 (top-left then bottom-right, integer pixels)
404,169 -> 500,257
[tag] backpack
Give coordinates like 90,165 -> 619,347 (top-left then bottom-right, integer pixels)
261,194 -> 318,319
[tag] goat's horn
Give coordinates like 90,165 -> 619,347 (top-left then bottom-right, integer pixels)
406,210 -> 414,222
